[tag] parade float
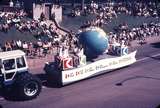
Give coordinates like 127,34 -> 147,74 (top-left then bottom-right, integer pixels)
44,27 -> 137,86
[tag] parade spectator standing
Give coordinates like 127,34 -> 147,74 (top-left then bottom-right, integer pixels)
0,44 -> 3,52
9,0 -> 14,7
22,41 -> 29,55
37,40 -> 43,57
4,41 -> 12,51
42,42 -> 49,57
16,40 -> 22,49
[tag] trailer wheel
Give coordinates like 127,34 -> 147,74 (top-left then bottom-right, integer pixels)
14,72 -> 42,100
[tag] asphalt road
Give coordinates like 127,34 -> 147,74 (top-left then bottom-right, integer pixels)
1,41 -> 160,108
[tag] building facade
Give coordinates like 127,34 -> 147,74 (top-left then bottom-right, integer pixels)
33,3 -> 62,22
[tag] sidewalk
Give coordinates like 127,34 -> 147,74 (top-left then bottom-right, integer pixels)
27,54 -> 54,71
131,36 -> 160,47
130,36 -> 160,50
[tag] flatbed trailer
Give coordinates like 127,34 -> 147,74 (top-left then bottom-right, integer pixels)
44,51 -> 137,86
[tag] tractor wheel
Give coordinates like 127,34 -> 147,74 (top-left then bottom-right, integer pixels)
14,72 -> 42,100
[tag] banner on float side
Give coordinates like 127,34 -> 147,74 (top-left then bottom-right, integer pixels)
62,51 -> 137,84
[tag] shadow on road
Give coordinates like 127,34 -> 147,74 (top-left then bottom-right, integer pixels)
0,89 -> 27,101
156,104 -> 160,108
149,56 -> 160,61
0,105 -> 3,108
151,42 -> 160,48
36,73 -> 61,88
115,75 -> 160,86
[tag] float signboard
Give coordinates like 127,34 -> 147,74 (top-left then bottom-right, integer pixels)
62,51 -> 137,85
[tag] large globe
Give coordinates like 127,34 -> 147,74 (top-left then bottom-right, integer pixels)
79,27 -> 108,59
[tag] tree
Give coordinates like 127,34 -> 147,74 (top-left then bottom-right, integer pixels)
0,0 -> 10,5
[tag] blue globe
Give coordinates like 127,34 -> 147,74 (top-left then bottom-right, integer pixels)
79,27 -> 108,59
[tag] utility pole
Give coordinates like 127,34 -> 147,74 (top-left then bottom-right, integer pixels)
81,0 -> 85,11
71,0 -> 75,8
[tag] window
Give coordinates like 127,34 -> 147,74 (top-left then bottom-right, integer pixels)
3,59 -> 15,70
16,56 -> 26,68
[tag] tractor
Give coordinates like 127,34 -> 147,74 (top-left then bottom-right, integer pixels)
0,50 -> 41,100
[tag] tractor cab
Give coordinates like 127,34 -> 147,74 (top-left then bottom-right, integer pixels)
0,50 -> 41,100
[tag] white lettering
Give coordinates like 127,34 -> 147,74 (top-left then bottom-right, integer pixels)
62,51 -> 137,84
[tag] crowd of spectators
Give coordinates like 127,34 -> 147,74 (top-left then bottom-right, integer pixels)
80,20 -> 160,47
0,1 -> 160,59
0,8 -> 81,58
78,1 -> 160,46
0,10 -> 59,38
72,1 -> 159,26
0,11 -> 80,58
0,10 -> 27,33
0,39 -> 54,58
0,25 -> 79,59
1,19 -> 159,58
108,22 -> 160,46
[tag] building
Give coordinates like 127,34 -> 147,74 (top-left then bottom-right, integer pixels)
33,3 -> 62,22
